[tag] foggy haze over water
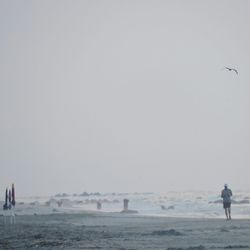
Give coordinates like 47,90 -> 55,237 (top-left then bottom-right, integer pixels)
1,1 -> 250,196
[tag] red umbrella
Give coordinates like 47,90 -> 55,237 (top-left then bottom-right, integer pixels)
12,184 -> 15,206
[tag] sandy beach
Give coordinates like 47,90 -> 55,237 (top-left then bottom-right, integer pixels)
1,212 -> 250,250
1,1 -> 250,249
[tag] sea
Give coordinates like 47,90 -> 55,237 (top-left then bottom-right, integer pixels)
10,191 -> 250,219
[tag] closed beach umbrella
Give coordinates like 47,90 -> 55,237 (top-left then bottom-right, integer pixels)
12,183 -> 15,206
3,188 -> 8,210
5,188 -> 8,205
9,189 -> 12,206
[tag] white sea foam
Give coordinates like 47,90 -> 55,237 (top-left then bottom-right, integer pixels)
2,191 -> 250,219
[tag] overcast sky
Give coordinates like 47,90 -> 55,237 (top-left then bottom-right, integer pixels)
1,0 -> 250,196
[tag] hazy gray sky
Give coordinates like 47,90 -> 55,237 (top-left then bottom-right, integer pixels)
1,0 -> 250,196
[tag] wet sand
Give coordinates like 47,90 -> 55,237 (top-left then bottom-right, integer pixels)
1,212 -> 250,249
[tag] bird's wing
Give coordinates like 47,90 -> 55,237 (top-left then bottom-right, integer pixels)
225,67 -> 231,70
233,69 -> 238,74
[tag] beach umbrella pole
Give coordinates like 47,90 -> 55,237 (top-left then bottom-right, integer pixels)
3,211 -> 7,225
11,208 -> 15,224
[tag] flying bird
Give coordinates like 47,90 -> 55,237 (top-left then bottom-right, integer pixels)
225,67 -> 238,75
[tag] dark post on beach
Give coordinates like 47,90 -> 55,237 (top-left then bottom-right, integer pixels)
123,199 -> 129,211
97,201 -> 102,210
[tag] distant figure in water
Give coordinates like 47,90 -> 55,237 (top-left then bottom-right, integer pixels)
221,184 -> 233,220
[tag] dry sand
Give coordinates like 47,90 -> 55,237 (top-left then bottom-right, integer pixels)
1,212 -> 250,249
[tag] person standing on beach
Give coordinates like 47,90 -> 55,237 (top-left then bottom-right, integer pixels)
221,184 -> 232,220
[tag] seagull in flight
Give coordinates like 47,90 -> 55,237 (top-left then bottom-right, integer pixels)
225,67 -> 238,75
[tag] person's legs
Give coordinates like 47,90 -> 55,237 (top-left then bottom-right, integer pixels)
228,207 -> 231,220
224,208 -> 229,220
223,203 -> 229,220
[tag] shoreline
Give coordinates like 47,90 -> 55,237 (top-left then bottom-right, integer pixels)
2,207 -> 250,220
